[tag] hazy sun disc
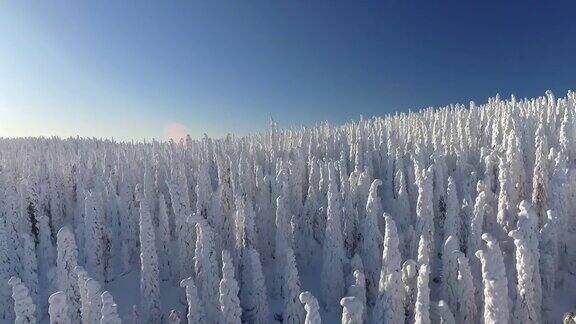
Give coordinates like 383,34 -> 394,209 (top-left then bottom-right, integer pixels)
164,123 -> 188,142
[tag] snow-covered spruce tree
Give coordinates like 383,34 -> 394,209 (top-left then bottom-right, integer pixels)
321,162 -> 346,309
540,210 -> 558,317
468,180 -> 488,283
84,190 -> 106,283
300,157 -> 321,266
76,266 -> 102,324
37,215 -> 56,282
194,218 -> 220,323
19,233 -> 39,312
168,310 -> 181,324
435,300 -> 456,324
167,166 -> 193,282
48,291 -> 70,324
441,236 -> 459,315
454,251 -> 477,324
180,277 -> 205,324
347,270 -> 366,323
415,166 -> 434,246
509,201 -> 542,324
299,291 -> 321,324
475,233 -> 509,324
361,179 -> 383,303
9,277 -> 36,324
341,164 -> 360,260
274,189 -> 292,298
340,296 -> 363,324
136,184 -> 162,324
283,246 -> 305,324
100,291 -> 121,324
0,217 -> 14,322
240,249 -> 269,324
417,234 -> 431,269
157,193 -> 173,281
118,169 -> 137,273
414,264 -> 430,324
56,226 -> 82,323
373,215 -> 404,324
402,259 -> 418,323
220,250 -> 241,324
531,121 -> 549,227
444,177 -> 460,244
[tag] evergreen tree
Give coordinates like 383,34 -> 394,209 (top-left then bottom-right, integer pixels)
157,194 -> 173,281
48,291 -> 70,324
475,233 -> 509,324
402,259 -> 418,323
509,201 -> 542,324
373,215 -> 404,324
361,179 -> 383,303
454,251 -> 477,324
194,218 -> 220,322
283,246 -> 305,324
9,277 -> 36,324
441,236 -> 459,314
137,184 -> 162,323
56,226 -> 81,323
414,264 -> 430,324
300,291 -> 321,324
219,250 -> 241,324
84,190 -> 105,283
340,296 -> 363,324
240,249 -> 269,324
180,277 -> 205,324
100,291 -> 121,324
321,163 -> 345,309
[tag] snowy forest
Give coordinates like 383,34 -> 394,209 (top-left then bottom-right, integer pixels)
2,90 -> 576,324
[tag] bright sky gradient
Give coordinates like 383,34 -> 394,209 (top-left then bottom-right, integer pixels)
1,1 -> 575,141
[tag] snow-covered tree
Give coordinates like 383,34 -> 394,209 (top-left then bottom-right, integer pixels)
340,296 -> 363,324
19,233 -> 39,311
157,194 -> 173,281
219,250 -> 242,324
435,300 -> 456,324
373,215 -> 404,324
283,246 -> 305,324
414,264 -> 430,324
299,291 -> 321,324
56,226 -> 81,323
84,190 -> 106,283
240,249 -> 269,324
48,291 -> 70,324
321,163 -> 345,309
180,277 -> 205,324
402,259 -> 418,323
454,251 -> 476,324
100,291 -> 121,324
361,179 -> 383,303
0,217 -> 14,322
9,277 -> 36,324
509,201 -> 542,324
167,310 -> 181,324
540,210 -> 558,317
347,270 -> 366,323
194,218 -> 220,322
476,233 -> 509,324
441,236 -> 459,314
136,184 -> 162,324
444,177 -> 460,243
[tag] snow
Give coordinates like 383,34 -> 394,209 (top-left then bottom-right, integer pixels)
2,89 -> 576,323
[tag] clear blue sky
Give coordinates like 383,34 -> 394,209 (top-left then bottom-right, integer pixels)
1,1 -> 575,141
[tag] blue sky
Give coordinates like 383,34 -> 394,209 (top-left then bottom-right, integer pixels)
1,1 -> 575,141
